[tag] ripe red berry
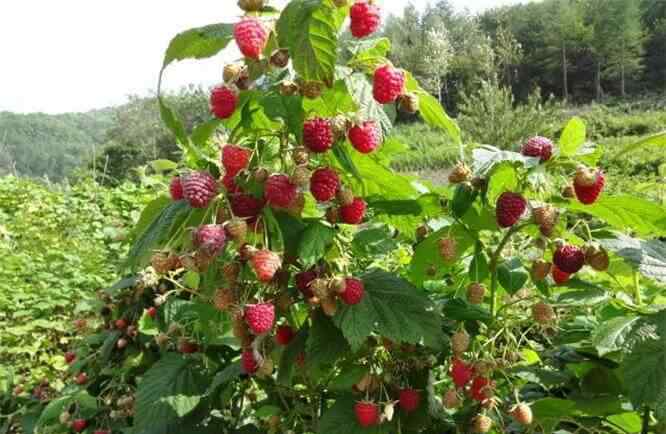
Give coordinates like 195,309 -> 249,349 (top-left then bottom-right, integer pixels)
146,307 -> 157,318
193,224 -> 227,256
64,351 -> 76,364
241,349 -> 258,374
340,278 -> 364,305
75,372 -> 88,385
373,65 -> 405,104
72,419 -> 88,433
350,1 -> 381,38
551,264 -> 571,285
470,376 -> 493,402
230,193 -> 265,219
354,401 -> 379,427
339,197 -> 367,224
295,270 -> 317,298
496,192 -> 527,228
521,136 -> 553,162
221,173 -> 241,194
310,168 -> 340,202
348,121 -> 380,154
303,117 -> 334,153
398,388 -> 421,413
251,249 -> 282,282
449,358 -> 474,388
574,168 -> 605,205
115,319 -> 127,330
553,244 -> 585,274
233,18 -> 268,59
210,85 -> 238,119
178,339 -> 199,354
275,325 -> 295,346
169,176 -> 184,201
222,144 -> 252,177
182,172 -> 218,209
265,174 -> 298,208
244,303 -> 275,335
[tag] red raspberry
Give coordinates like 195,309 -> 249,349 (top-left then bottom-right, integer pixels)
354,401 -> 379,427
303,117 -> 334,153
146,307 -> 157,318
193,224 -> 226,256
449,358 -> 473,388
521,136 -> 553,162
251,249 -> 282,282
222,174 -> 241,194
178,339 -> 199,354
233,18 -> 268,59
230,193 -> 265,219
340,278 -> 364,305
244,303 -> 275,334
373,65 -> 405,104
182,171 -> 218,208
348,121 -> 380,154
470,376 -> 493,402
210,85 -> 238,119
72,419 -> 88,433
275,325 -> 295,346
398,388 -> 421,413
64,351 -> 76,364
169,176 -> 184,200
574,169 -> 605,205
115,319 -> 127,329
75,372 -> 88,385
350,1 -> 381,38
295,270 -> 317,298
264,174 -> 298,208
241,349 -> 258,375
340,197 -> 367,224
310,168 -> 340,202
496,192 -> 527,228
553,244 -> 585,274
551,264 -> 571,285
222,144 -> 252,177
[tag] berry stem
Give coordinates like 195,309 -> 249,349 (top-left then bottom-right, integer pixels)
633,271 -> 642,306
489,225 -> 522,320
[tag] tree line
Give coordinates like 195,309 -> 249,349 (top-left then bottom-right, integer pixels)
384,0 -> 666,110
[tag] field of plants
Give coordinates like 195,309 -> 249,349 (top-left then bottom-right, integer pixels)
1,1 -> 666,434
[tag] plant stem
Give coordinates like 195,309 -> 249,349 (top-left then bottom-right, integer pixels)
633,272 -> 642,306
490,226 -> 521,320
641,406 -> 650,434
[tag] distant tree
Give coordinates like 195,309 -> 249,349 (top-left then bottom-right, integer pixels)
604,0 -> 645,97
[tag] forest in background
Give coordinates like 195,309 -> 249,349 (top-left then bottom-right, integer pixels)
0,0 -> 664,182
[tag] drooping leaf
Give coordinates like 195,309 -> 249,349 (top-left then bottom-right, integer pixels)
134,354 -> 207,431
592,315 -> 640,356
469,244 -> 489,282
334,270 -> 445,351
306,311 -> 350,371
347,37 -> 391,71
451,183 -> 477,219
559,117 -> 586,157
599,234 -> 666,284
563,195 -> 666,237
298,222 -> 336,267
622,335 -> 666,411
161,23 -> 234,71
497,258 -> 529,295
277,0 -> 345,84
207,363 -> 242,395
615,131 -> 666,158
441,298 -> 492,323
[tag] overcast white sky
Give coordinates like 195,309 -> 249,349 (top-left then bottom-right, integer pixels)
0,0 -> 522,114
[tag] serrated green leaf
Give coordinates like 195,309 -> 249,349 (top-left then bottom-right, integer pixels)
497,257 -> 528,294
559,117 -> 586,156
278,327 -> 308,386
150,160 -> 178,174
347,37 -> 391,71
592,316 -> 640,356
615,131 -> 666,158
207,363 -> 242,395
472,145 -> 540,175
600,234 -> 666,284
409,225 -> 475,286
469,245 -> 489,282
451,183 -> 477,219
334,270 -> 445,351
487,162 -> 518,204
306,311 -> 350,370
441,298 -> 492,323
298,222 -> 335,267
343,72 -> 392,135
259,92 -> 305,142
332,143 -> 363,184
161,23 -> 234,70
328,365 -> 369,392
563,195 -> 666,237
135,354 -> 207,431
277,0 -> 344,84
622,336 -> 666,411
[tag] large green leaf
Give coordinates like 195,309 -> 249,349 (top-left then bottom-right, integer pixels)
563,195 -> 666,237
298,222 -> 335,267
592,315 -> 640,356
306,311 -> 350,371
259,92 -> 305,142
319,394 -> 392,434
622,336 -> 666,413
497,257 -> 529,295
161,23 -> 234,71
134,354 -> 207,431
277,0 -> 345,84
472,145 -> 540,175
347,37 -> 391,71
333,270 -> 445,351
600,234 -> 666,284
487,162 -> 519,204
559,117 -> 586,157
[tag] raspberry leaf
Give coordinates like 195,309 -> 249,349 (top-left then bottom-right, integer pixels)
497,258 -> 529,295
592,315 -> 641,356
559,117 -> 587,157
599,234 -> 666,284
472,145 -> 540,175
343,72 -> 393,135
160,23 -> 234,71
298,221 -> 336,267
306,311 -> 350,374
278,327 -> 309,386
409,225 -> 476,286
487,162 -> 519,204
334,270 -> 445,351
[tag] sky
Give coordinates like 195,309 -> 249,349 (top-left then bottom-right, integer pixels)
0,0 -> 523,114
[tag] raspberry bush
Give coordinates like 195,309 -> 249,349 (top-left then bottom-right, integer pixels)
8,1 -> 666,434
